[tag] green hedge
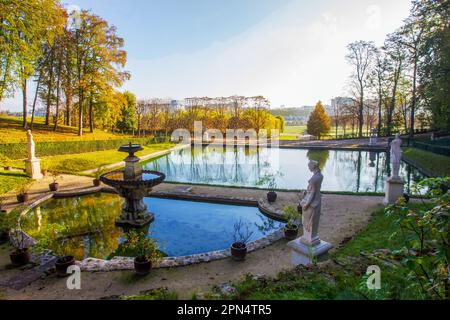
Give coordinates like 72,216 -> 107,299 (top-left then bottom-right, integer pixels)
412,141 -> 450,157
0,137 -> 158,160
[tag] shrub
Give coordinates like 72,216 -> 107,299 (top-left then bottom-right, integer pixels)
385,177 -> 449,300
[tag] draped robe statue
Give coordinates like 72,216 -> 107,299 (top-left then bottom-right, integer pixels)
300,160 -> 323,246
390,133 -> 402,179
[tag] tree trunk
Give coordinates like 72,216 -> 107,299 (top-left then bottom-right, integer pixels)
78,89 -> 83,136
54,49 -> 63,131
65,90 -> 72,126
89,94 -> 94,133
358,86 -> 364,138
409,55 -> 418,141
377,91 -> 382,136
22,77 -> 27,128
30,72 -> 43,130
45,50 -> 54,126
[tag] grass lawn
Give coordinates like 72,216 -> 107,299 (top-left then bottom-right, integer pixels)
283,125 -> 306,134
403,147 -> 450,177
0,116 -> 134,143
221,204 -> 429,300
278,134 -> 300,141
0,170 -> 31,195
3,143 -> 175,174
284,125 -> 348,138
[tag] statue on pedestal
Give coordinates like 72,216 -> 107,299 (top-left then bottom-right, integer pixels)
27,130 -> 36,160
369,128 -> 378,146
24,130 -> 43,180
384,133 -> 405,205
390,133 -> 402,179
300,160 -> 323,246
287,160 -> 332,265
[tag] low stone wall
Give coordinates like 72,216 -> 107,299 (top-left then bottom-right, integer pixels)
18,186 -> 292,272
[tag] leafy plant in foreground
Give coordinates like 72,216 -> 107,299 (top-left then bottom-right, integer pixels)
385,177 -> 449,299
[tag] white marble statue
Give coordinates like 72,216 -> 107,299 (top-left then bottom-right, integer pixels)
27,130 -> 36,160
390,133 -> 402,178
287,160 -> 332,266
24,130 -> 42,179
300,160 -> 323,245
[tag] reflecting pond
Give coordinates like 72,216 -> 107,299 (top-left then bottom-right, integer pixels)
20,193 -> 284,260
142,146 -> 425,192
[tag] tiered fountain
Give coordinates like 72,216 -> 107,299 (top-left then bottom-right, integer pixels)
100,143 -> 165,227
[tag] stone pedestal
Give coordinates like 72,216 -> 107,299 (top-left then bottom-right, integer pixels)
124,155 -> 142,180
25,158 -> 43,180
384,176 -> 405,205
287,238 -> 333,266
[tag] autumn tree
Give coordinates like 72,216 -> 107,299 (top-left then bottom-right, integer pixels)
0,0 -> 65,127
307,101 -> 331,139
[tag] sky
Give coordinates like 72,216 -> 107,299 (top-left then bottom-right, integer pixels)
3,0 -> 413,111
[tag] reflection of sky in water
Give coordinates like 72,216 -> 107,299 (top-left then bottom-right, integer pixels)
23,194 -> 283,259
142,146 -> 425,192
144,197 -> 283,256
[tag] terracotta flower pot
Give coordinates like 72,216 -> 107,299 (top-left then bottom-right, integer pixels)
10,248 -> 31,266
230,242 -> 247,261
49,182 -> 59,192
134,257 -> 152,276
93,179 -> 101,187
16,193 -> 29,203
267,191 -> 277,203
55,256 -> 76,277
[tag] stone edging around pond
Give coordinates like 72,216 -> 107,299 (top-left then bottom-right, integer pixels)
18,186 -> 292,272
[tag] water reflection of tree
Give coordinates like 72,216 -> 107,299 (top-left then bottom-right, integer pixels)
22,194 -> 123,260
253,213 -> 283,234
306,150 -> 329,170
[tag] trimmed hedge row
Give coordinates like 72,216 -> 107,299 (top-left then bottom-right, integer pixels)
412,141 -> 450,157
0,137 -> 158,160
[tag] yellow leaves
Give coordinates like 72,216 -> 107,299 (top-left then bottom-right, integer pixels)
307,101 -> 331,138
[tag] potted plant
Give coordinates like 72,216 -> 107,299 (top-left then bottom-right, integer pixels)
93,165 -> 105,187
34,224 -> 75,277
283,206 -> 301,240
230,219 -> 254,261
123,230 -> 161,276
49,172 -> 61,191
9,229 -> 32,266
266,179 -> 277,203
16,186 -> 30,203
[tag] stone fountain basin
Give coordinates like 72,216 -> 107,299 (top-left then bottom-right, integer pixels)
100,170 -> 166,188
118,144 -> 143,155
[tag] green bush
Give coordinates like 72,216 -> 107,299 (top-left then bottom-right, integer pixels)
0,137 -> 157,160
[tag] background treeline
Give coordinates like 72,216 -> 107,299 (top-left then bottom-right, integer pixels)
0,0 -> 132,135
341,0 -> 449,138
135,96 -> 285,137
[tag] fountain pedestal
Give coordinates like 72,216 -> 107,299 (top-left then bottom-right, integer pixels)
100,144 -> 165,228
115,187 -> 154,227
